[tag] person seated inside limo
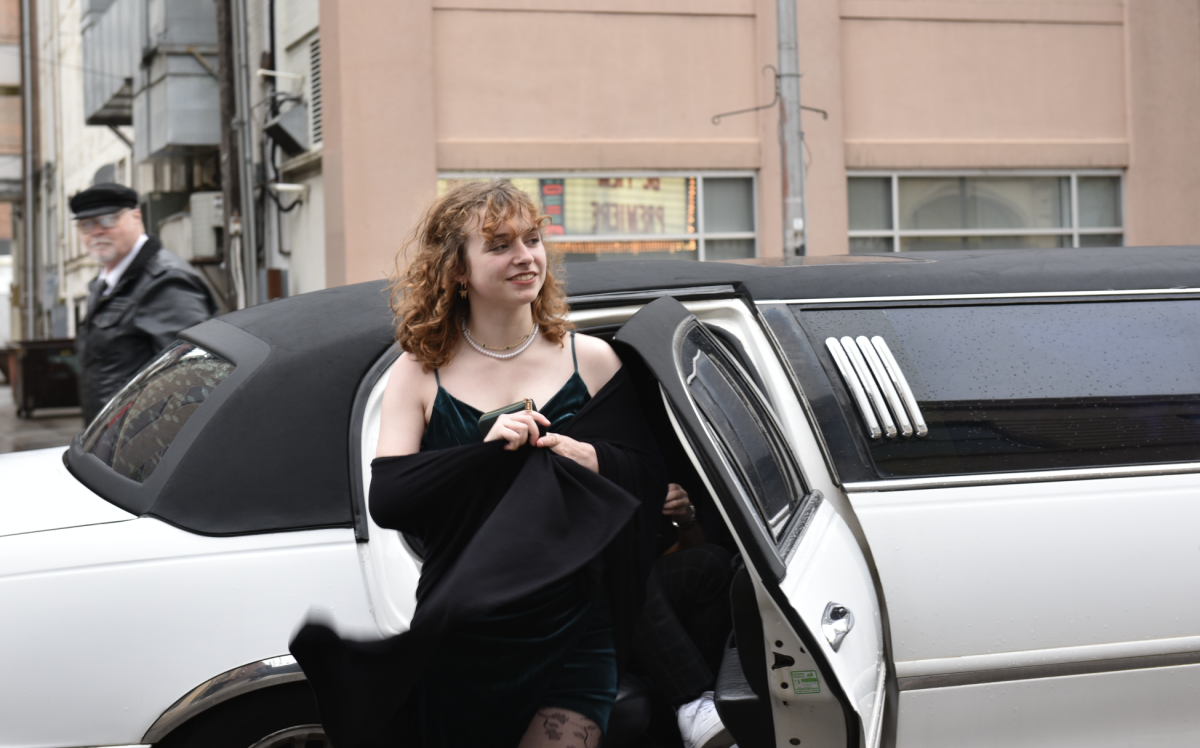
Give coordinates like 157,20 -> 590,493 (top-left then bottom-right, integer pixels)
633,482 -> 735,748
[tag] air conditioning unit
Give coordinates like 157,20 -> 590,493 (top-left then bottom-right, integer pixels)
189,191 -> 223,260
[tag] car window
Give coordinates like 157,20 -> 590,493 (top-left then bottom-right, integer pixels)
681,325 -> 807,540
81,342 -> 235,483
794,299 -> 1200,477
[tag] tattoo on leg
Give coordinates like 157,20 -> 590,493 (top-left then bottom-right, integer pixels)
534,709 -> 601,748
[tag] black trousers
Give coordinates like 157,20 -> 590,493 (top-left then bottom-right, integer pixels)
630,543 -> 733,707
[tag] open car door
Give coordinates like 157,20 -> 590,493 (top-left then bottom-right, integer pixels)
616,296 -> 887,748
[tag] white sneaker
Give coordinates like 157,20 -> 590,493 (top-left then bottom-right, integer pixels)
677,691 -> 735,748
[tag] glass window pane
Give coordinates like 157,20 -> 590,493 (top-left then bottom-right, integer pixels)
899,177 -> 1070,231
438,177 -> 697,239
437,177 -> 539,202
706,239 -> 755,261
1079,233 -> 1123,248
703,177 -> 755,233
850,236 -> 893,254
799,301 -> 1200,476
559,239 -> 697,263
563,177 -> 694,236
683,331 -> 804,536
81,343 -> 235,483
1078,177 -> 1122,228
848,177 -> 892,231
900,234 -> 1071,252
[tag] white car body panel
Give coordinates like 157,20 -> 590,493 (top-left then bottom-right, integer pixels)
358,362 -> 421,635
851,472 -> 1200,664
896,664 -> 1200,747
0,448 -> 134,537
780,502 -> 885,736
853,471 -> 1200,745
0,519 -> 373,748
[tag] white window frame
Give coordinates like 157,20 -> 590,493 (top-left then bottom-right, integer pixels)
847,169 -> 1125,251
439,170 -> 758,261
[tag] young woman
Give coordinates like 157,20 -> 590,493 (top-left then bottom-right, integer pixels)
378,184 -> 621,478
336,180 -> 661,748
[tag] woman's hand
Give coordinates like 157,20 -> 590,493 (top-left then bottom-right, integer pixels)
536,432 -> 599,473
485,410 -> 552,451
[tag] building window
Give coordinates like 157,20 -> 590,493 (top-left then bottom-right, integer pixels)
438,172 -> 757,262
847,172 -> 1123,252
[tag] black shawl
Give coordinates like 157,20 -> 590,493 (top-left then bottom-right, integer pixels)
290,368 -> 666,747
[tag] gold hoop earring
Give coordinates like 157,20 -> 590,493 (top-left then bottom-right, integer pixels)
459,281 -> 468,299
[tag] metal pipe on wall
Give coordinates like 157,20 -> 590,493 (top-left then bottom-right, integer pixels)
19,0 -> 36,338
217,0 -> 245,310
776,0 -> 807,256
232,0 -> 258,306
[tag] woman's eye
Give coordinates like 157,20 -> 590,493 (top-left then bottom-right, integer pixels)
526,235 -> 540,246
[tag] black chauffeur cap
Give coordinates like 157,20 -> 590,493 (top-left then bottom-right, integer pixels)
70,182 -> 140,219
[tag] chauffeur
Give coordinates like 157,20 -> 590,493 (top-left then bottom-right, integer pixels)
72,183 -> 217,423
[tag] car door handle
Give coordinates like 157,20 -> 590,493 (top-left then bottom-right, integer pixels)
822,602 -> 855,652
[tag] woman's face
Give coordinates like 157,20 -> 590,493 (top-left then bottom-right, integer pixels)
461,208 -> 547,308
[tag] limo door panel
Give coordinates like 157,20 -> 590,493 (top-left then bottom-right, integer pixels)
617,296 -> 886,748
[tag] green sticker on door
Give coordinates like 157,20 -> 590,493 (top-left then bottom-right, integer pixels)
791,670 -> 821,694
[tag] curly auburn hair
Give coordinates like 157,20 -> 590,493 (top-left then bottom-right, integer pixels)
389,180 -> 573,371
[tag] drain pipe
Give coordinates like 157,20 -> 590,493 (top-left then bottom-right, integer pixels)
777,0 -> 807,256
19,0 -> 36,338
231,0 -> 258,306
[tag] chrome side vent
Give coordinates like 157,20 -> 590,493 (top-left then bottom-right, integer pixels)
825,336 -> 928,440
825,337 -> 882,439
839,336 -> 897,439
870,336 -> 928,437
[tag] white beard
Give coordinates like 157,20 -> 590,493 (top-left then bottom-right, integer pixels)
87,239 -> 120,266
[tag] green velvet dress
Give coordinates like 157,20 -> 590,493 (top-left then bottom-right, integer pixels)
415,334 -> 619,746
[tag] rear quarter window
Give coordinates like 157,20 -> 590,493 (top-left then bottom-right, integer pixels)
785,298 -> 1200,478
82,343 -> 235,483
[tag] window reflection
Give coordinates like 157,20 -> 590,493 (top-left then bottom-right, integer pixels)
683,329 -> 805,538
82,343 -> 234,483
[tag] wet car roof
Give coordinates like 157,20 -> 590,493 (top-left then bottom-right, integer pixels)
562,246 -> 1200,300
65,247 -> 1200,535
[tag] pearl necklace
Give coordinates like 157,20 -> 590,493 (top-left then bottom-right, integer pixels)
462,320 -> 540,360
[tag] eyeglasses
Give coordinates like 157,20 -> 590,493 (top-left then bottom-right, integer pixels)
76,209 -> 128,234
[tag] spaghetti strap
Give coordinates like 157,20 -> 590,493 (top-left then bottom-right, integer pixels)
570,331 -> 578,372
434,369 -> 441,386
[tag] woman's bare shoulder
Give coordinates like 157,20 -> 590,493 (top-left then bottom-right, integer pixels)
573,332 -> 623,394
384,351 -> 436,405
377,351 -> 436,458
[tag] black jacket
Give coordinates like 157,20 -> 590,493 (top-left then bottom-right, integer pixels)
291,367 -> 667,748
77,236 -> 216,423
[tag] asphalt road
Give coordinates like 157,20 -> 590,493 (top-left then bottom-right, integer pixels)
0,385 -> 84,454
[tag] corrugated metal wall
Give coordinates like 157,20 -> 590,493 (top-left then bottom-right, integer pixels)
83,0 -> 220,158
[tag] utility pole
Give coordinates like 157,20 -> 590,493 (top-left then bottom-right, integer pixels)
216,0 -> 245,310
19,0 -> 37,338
777,0 -> 807,256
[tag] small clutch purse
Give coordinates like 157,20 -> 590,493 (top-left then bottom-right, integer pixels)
477,398 -> 536,438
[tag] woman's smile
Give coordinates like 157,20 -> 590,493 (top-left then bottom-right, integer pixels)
508,271 -> 538,284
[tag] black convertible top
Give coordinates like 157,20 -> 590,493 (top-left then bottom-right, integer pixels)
65,247 -> 1200,534
563,246 -> 1200,300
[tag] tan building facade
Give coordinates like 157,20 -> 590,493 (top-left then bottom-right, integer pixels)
317,0 -> 1200,285
10,0 -> 1200,336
